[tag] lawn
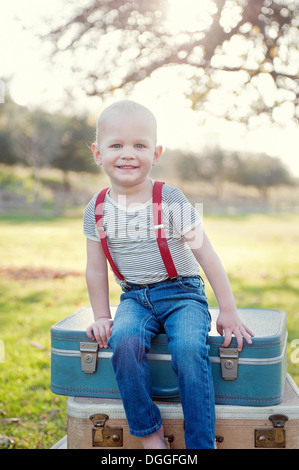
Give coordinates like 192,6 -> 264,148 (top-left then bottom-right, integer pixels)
0,213 -> 298,449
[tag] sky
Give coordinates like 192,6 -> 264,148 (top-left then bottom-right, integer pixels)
1,0 -> 299,176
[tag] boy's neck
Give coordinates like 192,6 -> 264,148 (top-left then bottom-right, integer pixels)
109,178 -> 153,206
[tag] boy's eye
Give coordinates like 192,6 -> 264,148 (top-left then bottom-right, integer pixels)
110,143 -> 145,149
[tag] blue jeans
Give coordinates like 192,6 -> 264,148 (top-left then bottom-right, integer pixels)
107,276 -> 215,449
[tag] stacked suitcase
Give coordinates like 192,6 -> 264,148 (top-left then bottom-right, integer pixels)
51,306 -> 299,449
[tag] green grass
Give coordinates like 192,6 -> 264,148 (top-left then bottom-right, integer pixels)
0,213 -> 298,448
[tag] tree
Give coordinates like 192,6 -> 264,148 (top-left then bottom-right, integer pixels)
9,108 -> 64,213
230,152 -> 294,197
0,94 -> 95,211
171,147 -> 294,197
52,115 -> 97,188
175,146 -> 235,196
0,93 -> 22,165
44,0 -> 299,124
0,92 -> 95,177
0,131 -> 16,165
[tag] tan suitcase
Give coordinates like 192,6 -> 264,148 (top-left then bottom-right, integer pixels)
66,374 -> 299,449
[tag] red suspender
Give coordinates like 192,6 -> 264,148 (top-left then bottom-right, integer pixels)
95,188 -> 125,281
94,181 -> 177,281
152,181 -> 178,279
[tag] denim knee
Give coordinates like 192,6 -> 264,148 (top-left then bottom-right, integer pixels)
170,336 -> 210,376
109,325 -> 141,358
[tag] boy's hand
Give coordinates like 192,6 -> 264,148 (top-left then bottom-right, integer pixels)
86,318 -> 113,348
216,310 -> 254,352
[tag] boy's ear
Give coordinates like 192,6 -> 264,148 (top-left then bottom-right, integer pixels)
152,145 -> 163,167
92,143 -> 102,166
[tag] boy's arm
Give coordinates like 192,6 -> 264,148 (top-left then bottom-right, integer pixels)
85,238 -> 113,348
184,224 -> 254,351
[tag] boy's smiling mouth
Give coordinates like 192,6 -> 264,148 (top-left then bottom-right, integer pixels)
117,165 -> 138,169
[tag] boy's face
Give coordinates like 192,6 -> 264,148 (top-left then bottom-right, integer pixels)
92,110 -> 162,188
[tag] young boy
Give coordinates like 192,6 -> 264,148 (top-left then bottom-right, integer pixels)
84,100 -> 253,449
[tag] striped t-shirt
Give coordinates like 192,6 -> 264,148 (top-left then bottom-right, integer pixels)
83,182 -> 201,285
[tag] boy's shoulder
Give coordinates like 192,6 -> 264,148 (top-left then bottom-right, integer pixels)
83,193 -> 100,221
85,193 -> 97,208
161,182 -> 186,201
85,186 -> 109,208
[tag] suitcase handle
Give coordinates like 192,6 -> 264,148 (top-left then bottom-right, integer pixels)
152,385 -> 179,398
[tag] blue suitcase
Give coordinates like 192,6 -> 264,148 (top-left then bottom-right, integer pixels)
51,306 -> 287,406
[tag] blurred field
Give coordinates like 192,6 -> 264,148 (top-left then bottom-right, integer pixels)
0,213 -> 298,448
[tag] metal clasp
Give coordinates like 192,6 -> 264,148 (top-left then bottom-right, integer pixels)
255,414 -> 288,448
90,414 -> 123,447
219,348 -> 239,381
80,342 -> 98,374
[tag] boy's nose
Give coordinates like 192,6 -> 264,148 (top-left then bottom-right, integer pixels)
120,146 -> 134,158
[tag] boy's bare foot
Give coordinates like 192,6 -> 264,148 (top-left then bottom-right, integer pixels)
141,425 -> 167,449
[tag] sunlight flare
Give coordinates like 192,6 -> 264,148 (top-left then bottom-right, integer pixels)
167,0 -> 216,33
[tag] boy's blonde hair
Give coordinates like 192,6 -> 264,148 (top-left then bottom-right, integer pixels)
95,100 -> 157,144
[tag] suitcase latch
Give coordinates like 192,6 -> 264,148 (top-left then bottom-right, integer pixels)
90,413 -> 123,447
255,414 -> 288,448
219,348 -> 239,380
80,342 -> 98,374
